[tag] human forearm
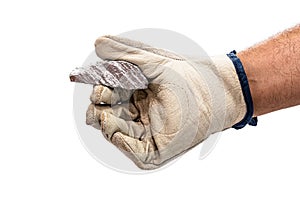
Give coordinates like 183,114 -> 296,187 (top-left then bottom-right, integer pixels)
238,24 -> 300,116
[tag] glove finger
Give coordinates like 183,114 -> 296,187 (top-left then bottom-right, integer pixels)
100,112 -> 145,140
90,85 -> 113,104
90,85 -> 133,104
86,104 -> 112,129
111,132 -> 159,170
86,103 -> 139,128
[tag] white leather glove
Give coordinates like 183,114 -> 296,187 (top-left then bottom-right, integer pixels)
86,35 -> 251,170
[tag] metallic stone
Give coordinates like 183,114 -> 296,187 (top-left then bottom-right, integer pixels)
70,60 -> 148,89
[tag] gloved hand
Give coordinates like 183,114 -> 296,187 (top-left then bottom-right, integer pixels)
86,35 -> 247,170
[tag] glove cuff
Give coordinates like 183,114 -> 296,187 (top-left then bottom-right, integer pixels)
227,50 -> 257,129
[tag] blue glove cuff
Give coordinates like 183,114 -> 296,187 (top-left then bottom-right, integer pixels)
227,50 -> 258,129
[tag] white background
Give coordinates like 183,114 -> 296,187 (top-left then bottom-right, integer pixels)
0,0 -> 299,199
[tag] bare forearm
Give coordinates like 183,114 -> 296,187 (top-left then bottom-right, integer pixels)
238,24 -> 300,116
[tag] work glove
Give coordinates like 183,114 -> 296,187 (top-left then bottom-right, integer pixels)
86,35 -> 251,170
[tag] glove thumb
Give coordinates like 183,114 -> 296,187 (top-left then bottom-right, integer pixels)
95,35 -> 183,77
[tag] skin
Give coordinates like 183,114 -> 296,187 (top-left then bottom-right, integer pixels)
238,24 -> 300,116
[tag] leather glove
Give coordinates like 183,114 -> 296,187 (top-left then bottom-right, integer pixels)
86,35 -> 247,170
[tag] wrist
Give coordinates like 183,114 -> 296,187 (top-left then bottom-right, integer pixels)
237,51 -> 299,116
